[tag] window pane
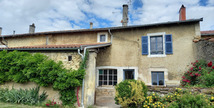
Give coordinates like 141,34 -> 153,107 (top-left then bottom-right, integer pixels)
157,36 -> 163,54
99,81 -> 102,86
104,70 -> 107,74
124,70 -> 134,80
114,76 -> 117,80
100,35 -> 106,42
150,36 -> 163,55
150,37 -> 156,54
99,76 -> 103,80
104,81 -> 107,85
113,81 -> 117,85
109,70 -> 112,74
158,72 -> 164,85
109,76 -> 112,80
152,72 -> 157,85
114,70 -> 117,75
109,81 -> 112,85
99,70 -> 103,74
104,75 -> 107,80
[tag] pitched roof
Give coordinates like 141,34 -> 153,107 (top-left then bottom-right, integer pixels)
201,30 -> 214,36
0,43 -> 111,51
1,18 -> 203,38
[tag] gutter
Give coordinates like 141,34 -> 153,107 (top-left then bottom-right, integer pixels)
0,48 -> 79,51
201,33 -> 214,36
108,29 -> 113,44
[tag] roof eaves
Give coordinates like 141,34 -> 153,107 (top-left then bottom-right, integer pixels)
201,33 -> 214,36
0,47 -> 79,51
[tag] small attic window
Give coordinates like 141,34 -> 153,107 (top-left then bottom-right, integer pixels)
97,32 -> 108,43
68,56 -> 72,61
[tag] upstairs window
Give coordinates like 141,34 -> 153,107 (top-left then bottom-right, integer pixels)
97,32 -> 108,43
142,32 -> 173,57
150,36 -> 163,55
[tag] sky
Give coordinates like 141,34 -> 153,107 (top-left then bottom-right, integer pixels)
0,0 -> 214,35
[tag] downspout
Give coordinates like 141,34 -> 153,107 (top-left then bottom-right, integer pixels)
108,29 -> 113,44
78,49 -> 84,108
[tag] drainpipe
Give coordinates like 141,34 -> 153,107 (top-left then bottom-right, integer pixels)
78,49 -> 85,108
108,29 -> 113,44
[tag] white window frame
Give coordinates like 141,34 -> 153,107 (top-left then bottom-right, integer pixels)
147,32 -> 166,57
97,32 -> 108,43
97,69 -> 118,86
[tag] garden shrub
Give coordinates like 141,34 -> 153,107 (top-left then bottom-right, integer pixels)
115,80 -> 147,107
0,50 -> 88,106
181,60 -> 214,87
168,92 -> 211,108
0,87 -> 47,105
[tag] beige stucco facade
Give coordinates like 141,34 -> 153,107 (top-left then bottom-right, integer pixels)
6,32 -> 111,47
96,22 -> 200,85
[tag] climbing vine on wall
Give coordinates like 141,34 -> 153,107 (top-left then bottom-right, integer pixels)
0,50 -> 88,106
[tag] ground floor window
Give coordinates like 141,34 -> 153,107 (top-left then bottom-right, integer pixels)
123,69 -> 135,80
98,69 -> 117,86
152,72 -> 164,85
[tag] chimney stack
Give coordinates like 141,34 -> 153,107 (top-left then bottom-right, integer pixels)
29,23 -> 35,33
90,22 -> 93,29
122,4 -> 128,26
179,5 -> 186,21
0,27 -> 2,36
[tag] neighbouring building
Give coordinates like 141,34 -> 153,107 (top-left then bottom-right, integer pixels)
0,5 -> 203,107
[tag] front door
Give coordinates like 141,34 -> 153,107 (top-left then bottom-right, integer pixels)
123,69 -> 135,80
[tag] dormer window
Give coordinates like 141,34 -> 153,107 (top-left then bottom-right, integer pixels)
97,32 -> 108,43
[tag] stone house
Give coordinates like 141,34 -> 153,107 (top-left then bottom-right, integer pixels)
0,5 -> 203,107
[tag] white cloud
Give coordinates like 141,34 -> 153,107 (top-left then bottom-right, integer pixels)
130,0 -> 214,31
0,0 -> 213,35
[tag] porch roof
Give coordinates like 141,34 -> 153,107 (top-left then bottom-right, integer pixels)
0,43 -> 111,51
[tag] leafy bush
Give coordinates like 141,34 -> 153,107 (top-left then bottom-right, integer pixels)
181,60 -> 214,87
168,92 -> 211,108
0,87 -> 47,105
0,50 -> 88,105
115,80 -> 147,107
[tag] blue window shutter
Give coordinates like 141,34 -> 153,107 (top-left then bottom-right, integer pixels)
142,36 -> 148,55
165,34 -> 173,54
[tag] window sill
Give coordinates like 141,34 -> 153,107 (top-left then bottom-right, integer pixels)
147,54 -> 166,58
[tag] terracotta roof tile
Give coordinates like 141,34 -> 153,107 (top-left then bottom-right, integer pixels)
0,43 -> 111,50
201,30 -> 214,34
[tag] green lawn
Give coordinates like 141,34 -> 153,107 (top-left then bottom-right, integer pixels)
0,102 -> 43,108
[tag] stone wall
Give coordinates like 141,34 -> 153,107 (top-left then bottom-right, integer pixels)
96,87 -> 116,97
31,51 -> 81,70
196,40 -> 214,62
148,86 -> 214,95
